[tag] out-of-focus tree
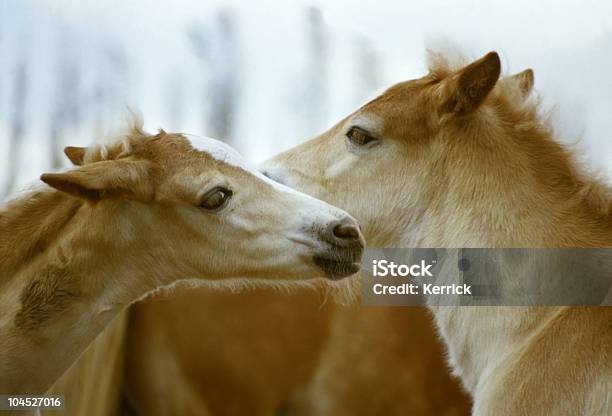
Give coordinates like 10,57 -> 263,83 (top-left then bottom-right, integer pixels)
49,25 -> 82,169
2,49 -> 29,197
188,9 -> 239,142
165,74 -> 185,131
90,43 -> 129,140
0,5 -> 5,126
354,35 -> 381,103
304,6 -> 328,134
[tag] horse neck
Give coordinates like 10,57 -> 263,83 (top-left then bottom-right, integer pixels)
0,188 -> 168,305
407,131 -> 612,394
417,190 -> 611,393
422,127 -> 612,248
0,189 -> 162,394
0,189 -> 83,279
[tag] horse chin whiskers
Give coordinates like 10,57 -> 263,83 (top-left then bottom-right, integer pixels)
312,243 -> 363,280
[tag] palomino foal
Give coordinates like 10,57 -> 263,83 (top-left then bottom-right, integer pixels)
265,52 -> 612,415
0,124 -> 363,395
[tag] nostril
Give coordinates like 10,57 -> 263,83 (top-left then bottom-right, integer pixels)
333,223 -> 360,241
321,218 -> 363,248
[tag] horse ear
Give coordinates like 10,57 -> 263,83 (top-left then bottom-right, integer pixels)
40,160 -> 152,201
500,69 -> 534,99
440,51 -> 501,115
64,146 -> 86,166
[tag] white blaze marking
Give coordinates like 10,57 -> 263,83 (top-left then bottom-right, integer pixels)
184,135 -> 328,202
185,135 -> 245,169
185,135 -> 350,223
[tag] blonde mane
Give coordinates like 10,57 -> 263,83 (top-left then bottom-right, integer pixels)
427,49 -> 612,219
81,116 -> 148,164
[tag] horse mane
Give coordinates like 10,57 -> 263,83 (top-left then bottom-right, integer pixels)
81,114 -> 149,164
427,49 -> 612,219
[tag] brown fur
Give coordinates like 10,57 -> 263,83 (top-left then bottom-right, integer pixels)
47,314 -> 128,416
0,191 -> 81,277
119,289 -> 469,416
2,123 -> 355,397
15,265 -> 81,331
125,286 -> 335,416
264,50 -> 612,415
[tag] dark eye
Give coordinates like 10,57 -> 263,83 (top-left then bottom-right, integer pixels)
199,187 -> 233,212
346,126 -> 378,147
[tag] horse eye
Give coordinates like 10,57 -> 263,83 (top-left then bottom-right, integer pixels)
346,126 -> 378,146
199,187 -> 232,212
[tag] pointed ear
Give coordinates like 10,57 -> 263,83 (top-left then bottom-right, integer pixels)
500,69 -> 534,99
440,51 -> 501,115
40,160 -> 152,201
64,146 -> 86,166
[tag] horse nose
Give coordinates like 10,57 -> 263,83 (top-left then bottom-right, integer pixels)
323,217 -> 364,248
333,222 -> 359,240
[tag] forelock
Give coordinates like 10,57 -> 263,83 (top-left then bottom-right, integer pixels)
82,114 -> 149,164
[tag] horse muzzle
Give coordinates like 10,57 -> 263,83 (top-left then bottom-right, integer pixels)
313,217 -> 364,279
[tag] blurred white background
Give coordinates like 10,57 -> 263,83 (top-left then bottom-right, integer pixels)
1,0 -> 611,196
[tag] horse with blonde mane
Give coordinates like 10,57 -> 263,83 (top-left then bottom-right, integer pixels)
263,51 -> 612,414
0,123 -> 365,403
